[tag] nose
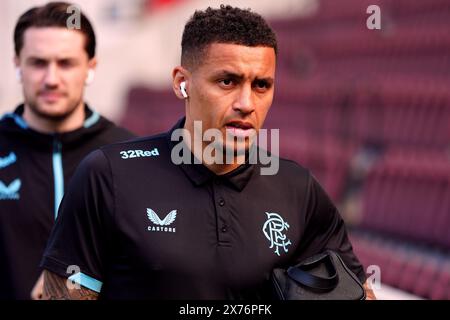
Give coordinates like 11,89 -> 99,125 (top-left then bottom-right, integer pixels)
232,84 -> 255,115
43,64 -> 59,88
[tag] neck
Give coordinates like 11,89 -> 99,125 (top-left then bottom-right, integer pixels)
205,159 -> 243,175
23,102 -> 85,134
183,121 -> 244,175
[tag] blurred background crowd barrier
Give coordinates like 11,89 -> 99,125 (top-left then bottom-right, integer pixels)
1,0 -> 449,299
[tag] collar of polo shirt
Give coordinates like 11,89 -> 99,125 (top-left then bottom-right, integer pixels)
166,118 -> 256,191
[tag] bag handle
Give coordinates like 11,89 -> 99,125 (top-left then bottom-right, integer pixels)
287,253 -> 339,291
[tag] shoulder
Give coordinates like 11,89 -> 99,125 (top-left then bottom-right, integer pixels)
278,157 -> 310,175
76,149 -> 111,175
277,158 -> 328,199
96,116 -> 136,141
0,113 -> 22,144
0,112 -> 16,131
102,122 -> 136,141
274,157 -> 312,184
99,133 -> 169,159
0,115 -> 7,128
254,156 -> 314,196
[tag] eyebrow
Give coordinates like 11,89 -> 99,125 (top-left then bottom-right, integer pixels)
26,56 -> 78,63
213,70 -> 244,81
213,70 -> 274,84
26,56 -> 46,62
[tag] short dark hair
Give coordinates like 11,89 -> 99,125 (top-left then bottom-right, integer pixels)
14,2 -> 96,59
181,5 -> 277,68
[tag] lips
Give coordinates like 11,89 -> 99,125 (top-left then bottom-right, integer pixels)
225,121 -> 255,137
225,121 -> 254,130
39,91 -> 64,102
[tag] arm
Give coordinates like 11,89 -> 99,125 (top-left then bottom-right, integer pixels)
298,175 -> 369,283
42,270 -> 99,300
31,271 -> 45,300
363,280 -> 376,300
40,151 -> 112,300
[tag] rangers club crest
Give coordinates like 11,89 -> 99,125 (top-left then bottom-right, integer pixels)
262,212 -> 291,256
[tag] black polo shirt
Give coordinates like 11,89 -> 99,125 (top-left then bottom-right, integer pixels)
41,118 -> 366,299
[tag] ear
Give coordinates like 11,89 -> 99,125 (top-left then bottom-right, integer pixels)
88,57 -> 98,70
85,57 -> 98,85
13,56 -> 21,83
172,66 -> 190,100
13,56 -> 20,68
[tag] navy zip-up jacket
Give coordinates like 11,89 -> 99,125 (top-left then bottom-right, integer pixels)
0,104 -> 134,299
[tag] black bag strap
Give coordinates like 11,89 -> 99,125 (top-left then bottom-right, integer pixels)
287,253 -> 339,291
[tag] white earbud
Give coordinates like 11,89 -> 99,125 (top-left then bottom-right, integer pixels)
85,69 -> 95,85
15,68 -> 22,82
180,81 -> 188,98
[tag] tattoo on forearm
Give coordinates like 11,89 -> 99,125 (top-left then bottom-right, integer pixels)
43,271 -> 99,300
363,282 -> 377,300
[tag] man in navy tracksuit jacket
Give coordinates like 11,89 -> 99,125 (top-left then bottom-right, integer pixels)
0,2 -> 134,299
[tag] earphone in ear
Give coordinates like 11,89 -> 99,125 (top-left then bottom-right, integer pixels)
180,81 -> 188,98
85,69 -> 95,85
15,68 -> 22,82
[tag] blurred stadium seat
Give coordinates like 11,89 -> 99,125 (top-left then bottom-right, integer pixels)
120,86 -> 184,136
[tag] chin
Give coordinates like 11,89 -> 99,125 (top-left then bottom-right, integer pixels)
224,142 -> 249,157
34,107 -> 74,121
39,108 -> 70,118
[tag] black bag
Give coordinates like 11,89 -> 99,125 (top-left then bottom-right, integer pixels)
271,250 -> 366,300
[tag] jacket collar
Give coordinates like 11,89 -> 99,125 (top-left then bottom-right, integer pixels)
0,104 -> 110,147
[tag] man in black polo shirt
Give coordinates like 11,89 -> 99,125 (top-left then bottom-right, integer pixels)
41,5 -> 374,299
0,2 -> 134,300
